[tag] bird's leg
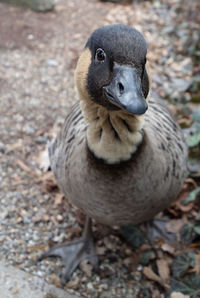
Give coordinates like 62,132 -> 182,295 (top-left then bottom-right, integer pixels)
38,217 -> 98,285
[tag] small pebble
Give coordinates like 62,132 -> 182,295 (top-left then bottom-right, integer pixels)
27,34 -> 34,40
45,59 -> 58,67
87,282 -> 94,290
23,126 -> 35,135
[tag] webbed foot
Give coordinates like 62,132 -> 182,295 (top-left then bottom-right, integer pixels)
39,217 -> 98,285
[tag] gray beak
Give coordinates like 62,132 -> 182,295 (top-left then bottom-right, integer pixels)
103,63 -> 148,115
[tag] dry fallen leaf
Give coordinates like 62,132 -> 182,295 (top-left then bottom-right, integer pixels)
143,266 -> 163,284
7,141 -> 23,153
176,202 -> 194,213
80,259 -> 92,277
65,278 -> 80,289
185,178 -> 199,189
143,266 -> 169,290
16,159 -> 36,176
152,290 -> 164,298
96,245 -> 107,256
49,274 -> 62,288
161,243 -> 175,255
103,236 -> 116,251
166,219 -> 185,234
54,193 -> 64,206
37,171 -> 58,192
170,292 -> 190,298
193,253 -> 200,275
26,244 -> 48,251
156,259 -> 170,282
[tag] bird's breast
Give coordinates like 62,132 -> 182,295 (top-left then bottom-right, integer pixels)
59,132 -> 185,226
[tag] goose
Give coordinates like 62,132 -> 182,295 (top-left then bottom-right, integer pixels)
40,24 -> 187,284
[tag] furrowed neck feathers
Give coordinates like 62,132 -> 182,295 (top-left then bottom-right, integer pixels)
80,97 -> 144,164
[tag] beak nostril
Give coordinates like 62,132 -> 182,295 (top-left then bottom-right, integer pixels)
118,82 -> 124,94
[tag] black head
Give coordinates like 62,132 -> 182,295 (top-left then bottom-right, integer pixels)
75,24 -> 149,115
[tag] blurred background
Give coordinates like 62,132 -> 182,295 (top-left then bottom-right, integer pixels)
0,0 -> 199,297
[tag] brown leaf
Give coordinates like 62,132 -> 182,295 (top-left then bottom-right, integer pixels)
7,141 -> 23,153
103,236 -> 116,251
189,242 -> 200,248
26,244 -> 48,251
178,117 -> 192,127
80,259 -> 92,277
49,274 -> 62,288
170,292 -> 190,298
185,178 -> 199,188
194,253 -> 200,275
152,290 -> 164,298
166,219 -> 185,234
161,243 -> 175,255
167,208 -> 179,217
38,172 -> 58,192
143,266 -> 169,290
156,259 -> 170,282
123,256 -> 131,265
54,193 -> 64,206
16,159 -> 36,176
96,245 -> 107,256
176,202 -> 194,212
65,278 -> 79,289
140,244 -> 152,251
143,266 -> 163,283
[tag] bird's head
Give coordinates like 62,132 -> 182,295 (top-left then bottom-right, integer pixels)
75,24 -> 149,116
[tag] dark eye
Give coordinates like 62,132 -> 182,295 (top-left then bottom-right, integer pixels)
95,48 -> 106,62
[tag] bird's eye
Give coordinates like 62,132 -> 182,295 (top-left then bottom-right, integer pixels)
95,48 -> 106,62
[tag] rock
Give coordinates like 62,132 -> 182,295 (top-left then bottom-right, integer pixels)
23,125 -> 35,135
27,34 -> 34,41
87,282 -> 94,290
45,59 -> 58,67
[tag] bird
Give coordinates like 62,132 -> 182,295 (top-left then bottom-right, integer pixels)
39,24 -> 187,284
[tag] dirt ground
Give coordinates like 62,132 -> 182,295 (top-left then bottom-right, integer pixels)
0,0 -> 199,297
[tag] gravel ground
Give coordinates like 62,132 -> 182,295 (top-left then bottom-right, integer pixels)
0,261 -> 74,298
0,0 -> 199,297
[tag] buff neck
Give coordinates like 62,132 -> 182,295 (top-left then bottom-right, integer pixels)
80,97 -> 144,164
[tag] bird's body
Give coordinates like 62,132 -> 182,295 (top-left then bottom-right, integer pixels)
50,98 -> 187,227
41,24 -> 187,283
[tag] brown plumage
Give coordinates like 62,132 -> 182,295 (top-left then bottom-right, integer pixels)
42,24 -> 188,283
50,99 -> 187,226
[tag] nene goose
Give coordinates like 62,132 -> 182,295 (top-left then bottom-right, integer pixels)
40,24 -> 187,284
